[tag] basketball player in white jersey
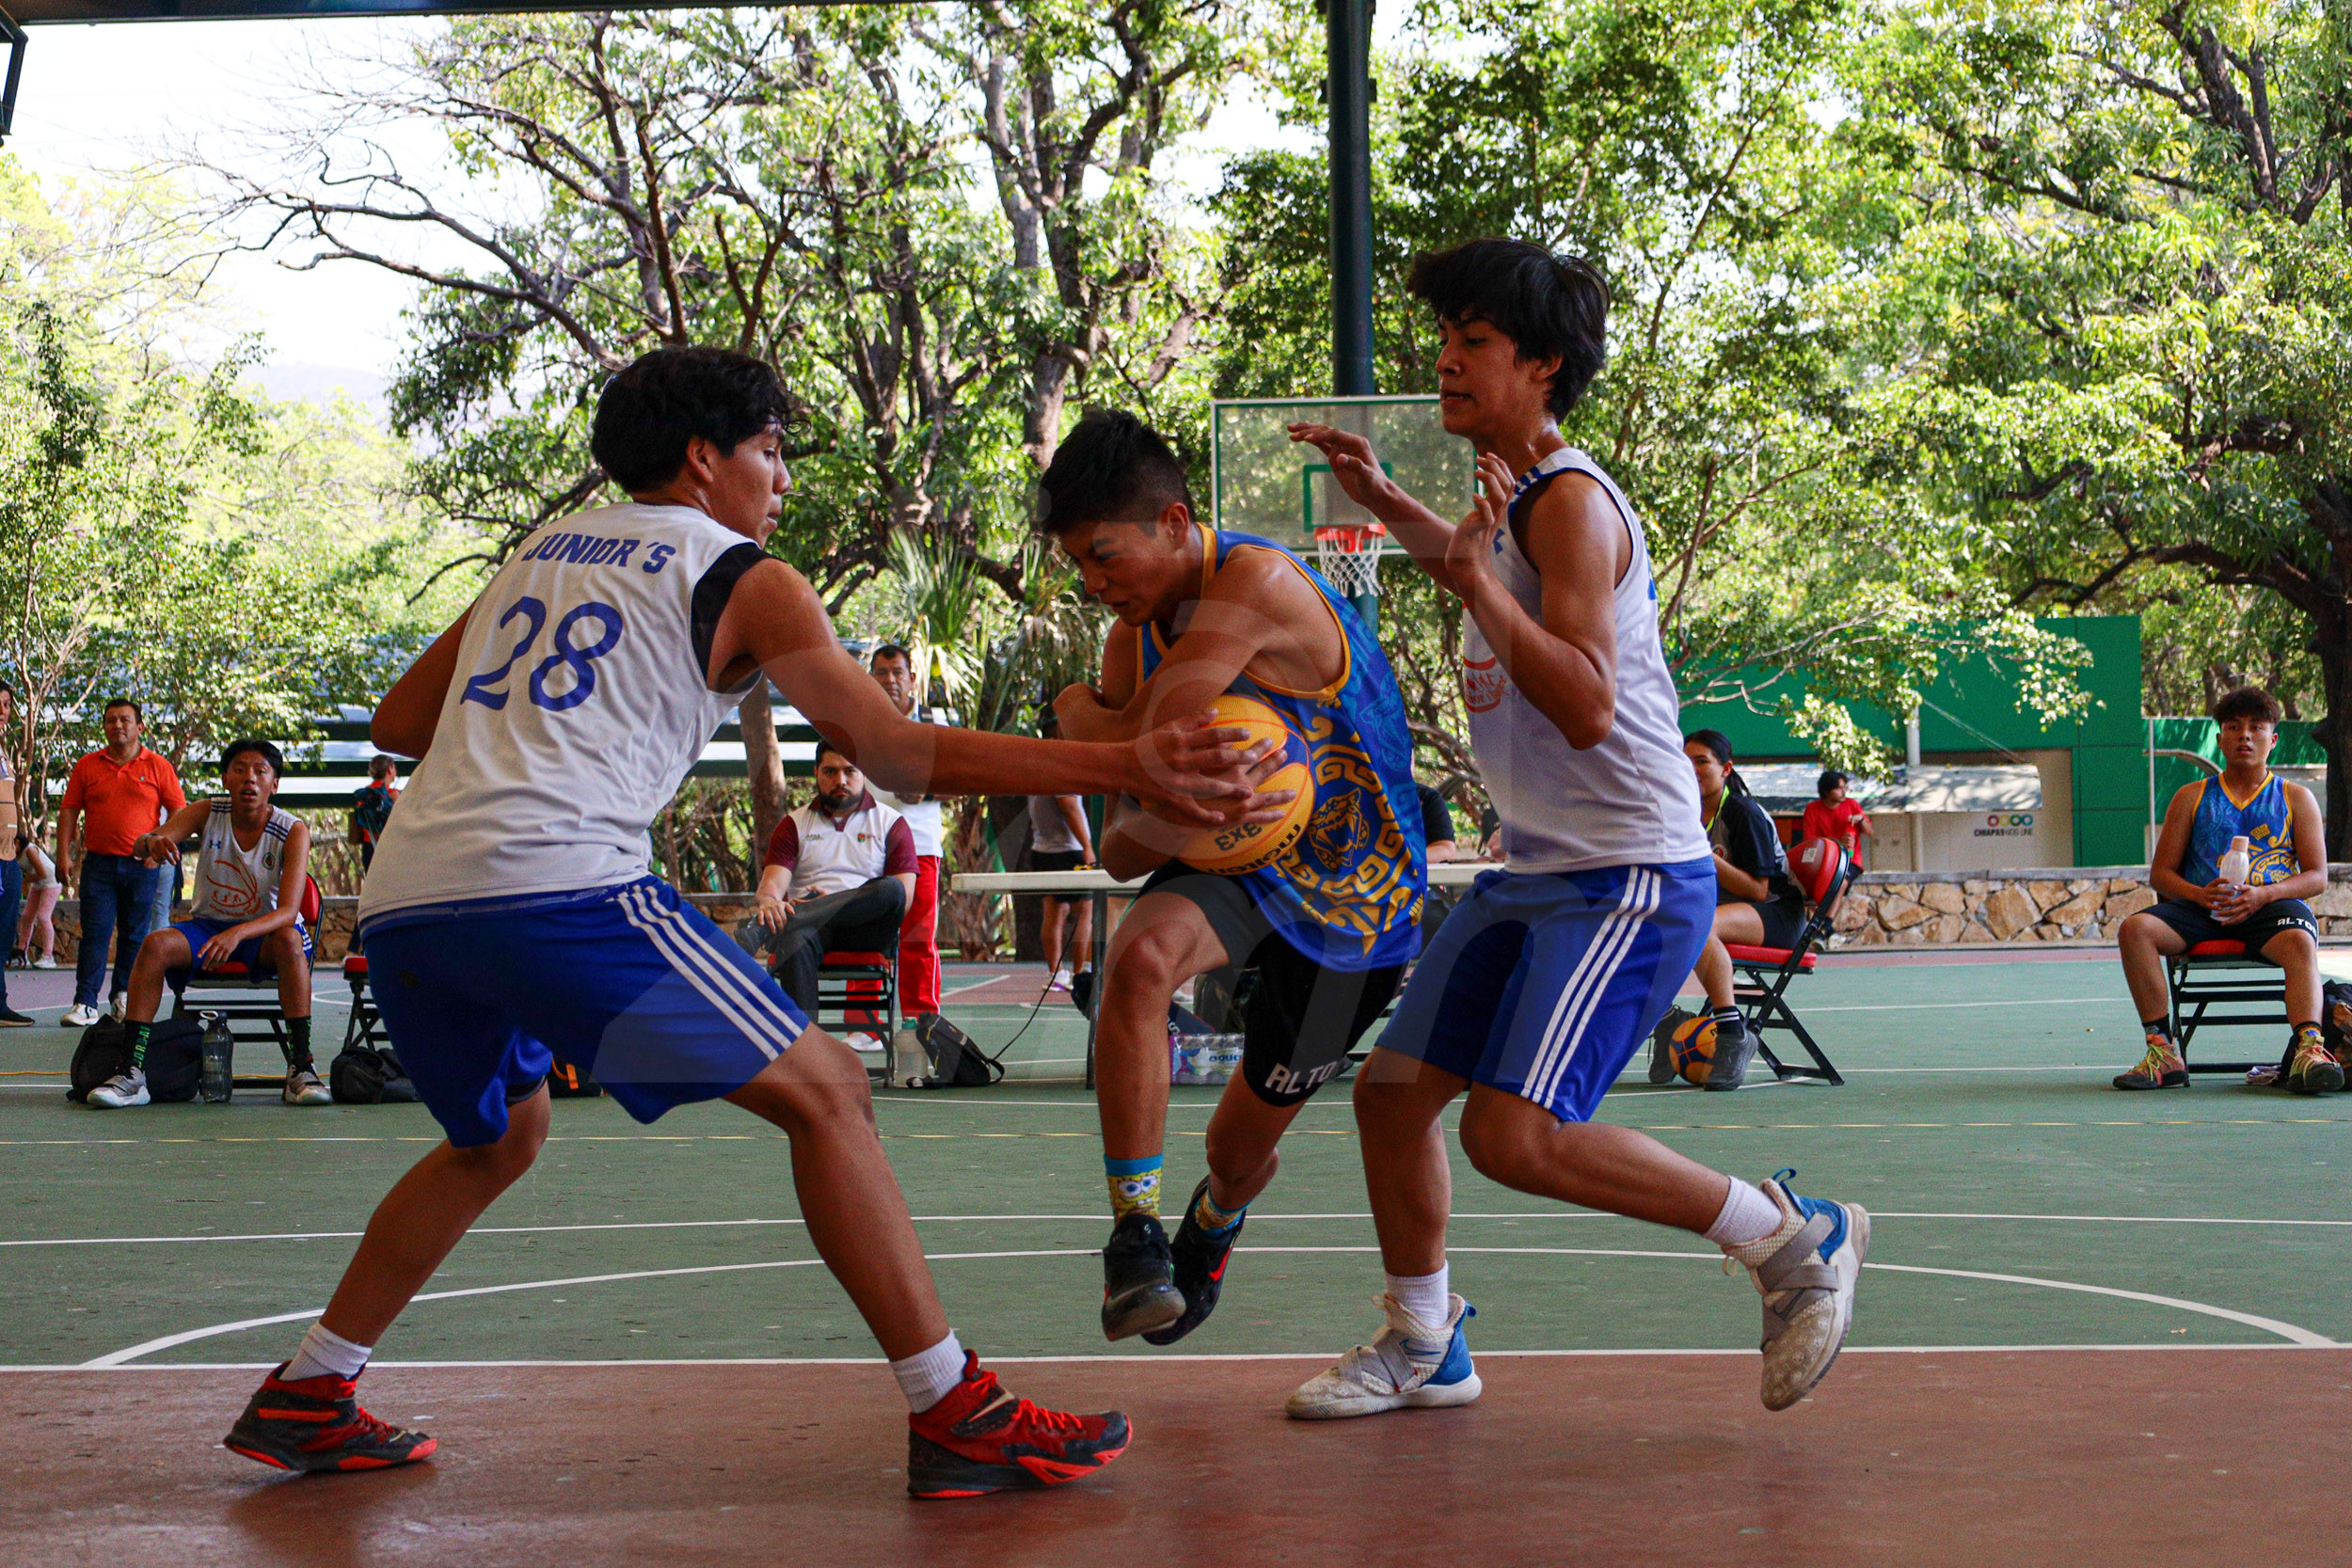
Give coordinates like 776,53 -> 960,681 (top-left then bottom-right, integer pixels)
218,347 -> 1279,1495
87,739 -> 323,1108
1286,239 -> 1867,1418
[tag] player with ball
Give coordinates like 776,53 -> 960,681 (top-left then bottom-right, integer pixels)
1040,409 -> 1428,1344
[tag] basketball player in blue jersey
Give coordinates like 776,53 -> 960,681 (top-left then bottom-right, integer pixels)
218,348 -> 1280,1497
1288,238 -> 1867,1418
2115,685 -> 2336,1093
1039,409 -> 1426,1344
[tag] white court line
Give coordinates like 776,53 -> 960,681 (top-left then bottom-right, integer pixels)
78,1243 -> 2332,1367
15,1206 -> 2352,1250
9,1342 -> 2346,1373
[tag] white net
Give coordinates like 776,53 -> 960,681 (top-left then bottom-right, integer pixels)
1313,524 -> 1388,600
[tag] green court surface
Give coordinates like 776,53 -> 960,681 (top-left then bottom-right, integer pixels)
3,953 -> 2347,1372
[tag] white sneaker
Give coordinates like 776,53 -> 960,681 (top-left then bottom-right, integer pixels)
32,956 -> 56,969
283,1068 -> 333,1107
844,1032 -> 882,1053
108,993 -> 127,1022
87,1068 -> 150,1108
1286,1293 -> 1481,1420
1726,1170 -> 1870,1411
61,1004 -> 100,1027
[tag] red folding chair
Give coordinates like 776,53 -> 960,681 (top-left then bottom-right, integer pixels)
1724,837 -> 1853,1086
817,949 -> 898,1085
341,951 -> 385,1053
2166,939 -> 2289,1075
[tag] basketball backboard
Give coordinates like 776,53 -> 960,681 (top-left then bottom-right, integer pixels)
1208,395 -> 1468,552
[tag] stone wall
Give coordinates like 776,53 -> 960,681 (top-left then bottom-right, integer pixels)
1833,866 -> 2352,948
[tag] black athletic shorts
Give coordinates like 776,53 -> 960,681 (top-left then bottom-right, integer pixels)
2145,896 -> 2317,952
1031,848 -> 1087,888
1140,862 -> 1405,1108
1726,894 -> 1807,950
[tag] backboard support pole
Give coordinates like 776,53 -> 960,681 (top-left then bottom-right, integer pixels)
0,11 -> 27,146
1326,0 -> 1381,627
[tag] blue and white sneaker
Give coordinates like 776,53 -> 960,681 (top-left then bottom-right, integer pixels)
1285,1294 -> 1480,1420
1726,1169 -> 1869,1410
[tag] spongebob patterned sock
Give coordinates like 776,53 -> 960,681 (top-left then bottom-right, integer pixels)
1106,1154 -> 1163,1221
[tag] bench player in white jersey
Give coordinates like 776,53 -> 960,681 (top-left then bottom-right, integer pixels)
218,347 -> 1279,1496
1286,239 -> 1867,1418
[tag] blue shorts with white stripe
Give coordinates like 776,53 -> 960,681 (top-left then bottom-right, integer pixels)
361,876 -> 810,1147
1378,859 -> 1715,1122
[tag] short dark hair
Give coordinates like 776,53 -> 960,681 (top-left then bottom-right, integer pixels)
221,738 -> 285,776
1406,239 -> 1610,418
1818,769 -> 1847,799
869,642 -> 912,669
1033,408 -> 1194,536
591,347 -> 793,492
813,737 -> 856,771
103,698 -> 141,721
369,753 -> 400,780
2213,686 -> 2283,726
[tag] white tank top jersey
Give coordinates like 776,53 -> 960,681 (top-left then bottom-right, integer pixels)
782,795 -> 909,899
1461,447 -> 1710,873
867,702 -> 951,857
359,501 -> 768,925
191,802 -> 302,925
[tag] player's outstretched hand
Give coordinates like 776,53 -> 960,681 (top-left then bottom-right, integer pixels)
1444,451 -> 1514,600
1227,732 -> 1304,827
1288,423 -> 1401,515
1136,711 -> 1281,825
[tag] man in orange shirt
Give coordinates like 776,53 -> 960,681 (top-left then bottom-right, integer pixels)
57,700 -> 186,1027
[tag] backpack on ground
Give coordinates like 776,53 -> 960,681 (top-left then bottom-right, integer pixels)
70,1015 -> 201,1103
329,1042 -> 420,1104
915,1013 -> 1004,1088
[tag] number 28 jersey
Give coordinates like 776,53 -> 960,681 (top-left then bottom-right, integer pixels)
359,502 -> 765,928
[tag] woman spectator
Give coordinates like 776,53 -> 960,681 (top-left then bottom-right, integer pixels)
1676,730 -> 1805,1089
15,827 -> 58,969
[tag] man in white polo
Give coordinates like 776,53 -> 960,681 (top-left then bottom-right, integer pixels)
865,643 -> 953,1023
737,739 -> 917,1014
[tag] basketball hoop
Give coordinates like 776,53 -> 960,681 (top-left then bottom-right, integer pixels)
1313,522 -> 1387,602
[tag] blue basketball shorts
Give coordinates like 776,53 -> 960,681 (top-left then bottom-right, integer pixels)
359,877 -> 810,1148
167,916 -> 313,977
1378,860 -> 1715,1121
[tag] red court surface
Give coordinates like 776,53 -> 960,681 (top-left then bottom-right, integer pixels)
7,1349 -> 2344,1566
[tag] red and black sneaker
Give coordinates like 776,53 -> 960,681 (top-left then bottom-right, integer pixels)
223,1363 -> 438,1474
1142,1176 -> 1243,1347
906,1353 -> 1129,1499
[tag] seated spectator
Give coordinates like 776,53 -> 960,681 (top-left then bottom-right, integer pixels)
2115,686 -> 2336,1094
1800,769 -> 1873,867
16,826 -> 59,969
1415,781 -> 1458,863
1677,729 -> 1804,1089
735,741 -> 916,1019
347,754 -> 403,871
84,740 -> 321,1109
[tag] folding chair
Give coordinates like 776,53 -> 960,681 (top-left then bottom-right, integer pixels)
816,949 -> 898,1085
2166,940 -> 2289,1076
169,875 -> 324,1086
1723,837 -> 1853,1086
340,951 -> 385,1053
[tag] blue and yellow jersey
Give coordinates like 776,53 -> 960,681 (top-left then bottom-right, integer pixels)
2181,771 -> 2299,886
1139,525 -> 1425,971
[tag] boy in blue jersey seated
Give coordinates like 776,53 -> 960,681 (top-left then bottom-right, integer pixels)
2117,685 -> 2337,1093
1039,409 -> 1427,1345
1288,238 -> 1867,1418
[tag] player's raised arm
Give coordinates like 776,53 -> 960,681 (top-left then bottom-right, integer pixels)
371,608 -> 475,759
1286,422 -> 1470,595
707,554 -> 1269,821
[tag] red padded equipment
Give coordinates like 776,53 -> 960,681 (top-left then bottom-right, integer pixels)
2185,940 -> 2248,958
1724,943 -> 1818,972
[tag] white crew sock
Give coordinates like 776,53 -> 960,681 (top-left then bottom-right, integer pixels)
284,1321 -> 373,1383
1704,1178 -> 1785,1250
1385,1268 -> 1451,1332
891,1330 -> 968,1414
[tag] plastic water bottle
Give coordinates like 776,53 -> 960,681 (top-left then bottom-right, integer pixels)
2217,835 -> 2251,888
199,1011 -> 233,1103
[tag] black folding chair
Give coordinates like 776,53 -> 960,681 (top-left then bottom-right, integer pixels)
1724,838 -> 1853,1086
2167,939 -> 2289,1076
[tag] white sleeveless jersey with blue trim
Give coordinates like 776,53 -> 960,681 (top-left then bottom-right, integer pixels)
360,501 -> 764,924
191,802 -> 302,925
1462,447 -> 1709,872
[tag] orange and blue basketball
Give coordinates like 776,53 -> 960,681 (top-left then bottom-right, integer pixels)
1667,1013 -> 1717,1087
1158,693 -> 1315,875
